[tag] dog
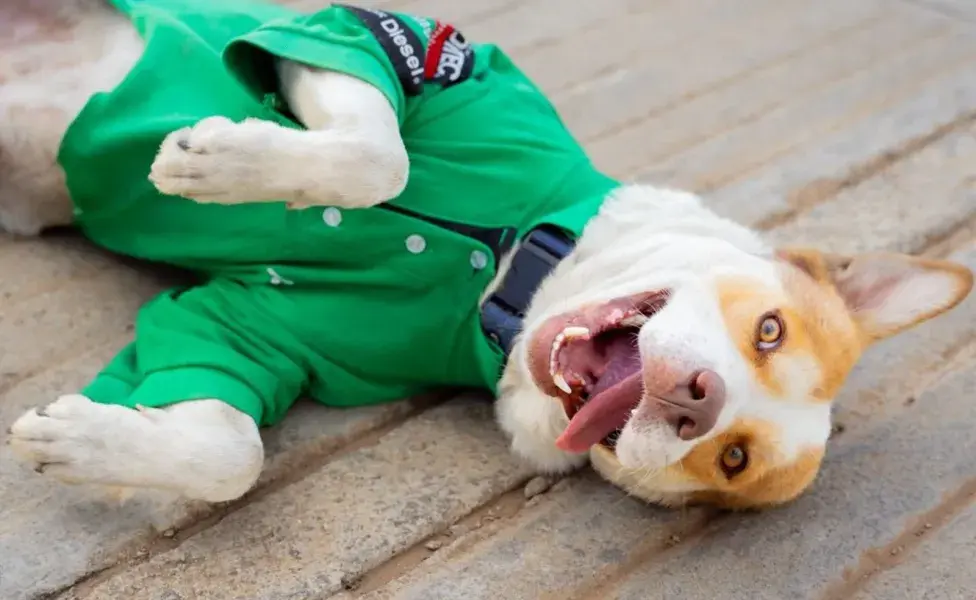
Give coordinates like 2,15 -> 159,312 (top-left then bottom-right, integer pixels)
4,0 -> 973,510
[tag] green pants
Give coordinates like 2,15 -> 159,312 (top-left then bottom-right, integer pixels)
85,281 -> 309,426
84,278 -> 445,427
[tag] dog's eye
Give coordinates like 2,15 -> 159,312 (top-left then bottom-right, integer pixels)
720,444 -> 748,477
756,312 -> 785,351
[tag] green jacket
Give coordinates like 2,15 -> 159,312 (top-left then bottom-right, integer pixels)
62,0 -> 620,426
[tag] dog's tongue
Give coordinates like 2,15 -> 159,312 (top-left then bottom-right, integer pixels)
555,334 -> 644,453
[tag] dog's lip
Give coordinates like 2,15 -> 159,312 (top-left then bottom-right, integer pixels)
524,290 -> 670,448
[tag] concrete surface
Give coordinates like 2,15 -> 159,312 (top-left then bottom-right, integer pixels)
855,501 -> 976,600
2,0 -> 976,598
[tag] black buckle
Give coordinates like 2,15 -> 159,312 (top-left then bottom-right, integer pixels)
481,226 -> 576,355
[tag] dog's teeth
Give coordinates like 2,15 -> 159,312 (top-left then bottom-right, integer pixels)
549,327 -> 590,386
548,332 -> 565,377
619,314 -> 649,327
562,326 -> 590,339
553,372 -> 573,394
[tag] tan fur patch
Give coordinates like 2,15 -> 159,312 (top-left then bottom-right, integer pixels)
716,268 -> 862,402
777,248 -> 974,343
671,417 -> 825,509
777,261 -> 865,399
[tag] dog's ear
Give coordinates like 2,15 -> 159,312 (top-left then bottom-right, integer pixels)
776,248 -> 973,343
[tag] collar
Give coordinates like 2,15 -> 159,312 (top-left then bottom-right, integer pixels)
480,225 -> 577,356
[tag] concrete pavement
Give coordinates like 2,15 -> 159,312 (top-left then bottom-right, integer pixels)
3,0 -> 976,598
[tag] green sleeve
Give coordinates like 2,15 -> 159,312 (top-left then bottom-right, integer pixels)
222,5 -> 407,123
83,281 -> 313,428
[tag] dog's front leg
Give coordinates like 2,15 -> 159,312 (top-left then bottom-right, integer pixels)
8,395 -> 264,503
149,62 -> 408,209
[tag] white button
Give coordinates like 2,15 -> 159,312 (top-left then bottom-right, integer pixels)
322,207 -> 342,227
470,250 -> 488,270
266,267 -> 294,286
405,234 -> 426,254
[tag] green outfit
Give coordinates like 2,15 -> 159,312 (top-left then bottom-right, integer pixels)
60,0 -> 620,427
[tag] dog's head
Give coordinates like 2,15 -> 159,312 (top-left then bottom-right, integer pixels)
502,186 -> 973,510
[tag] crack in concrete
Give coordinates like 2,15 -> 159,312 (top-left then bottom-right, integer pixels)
817,336 -> 976,447
896,0 -> 976,25
918,213 -> 976,258
754,113 -> 976,231
554,507 -> 725,600
817,476 -> 976,600
584,11 -> 891,145
56,392 -> 450,600
340,478 -> 541,597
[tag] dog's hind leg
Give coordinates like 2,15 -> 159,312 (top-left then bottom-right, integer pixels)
7,277 -> 312,503
148,60 -> 409,210
0,2 -> 142,235
9,394 -> 264,503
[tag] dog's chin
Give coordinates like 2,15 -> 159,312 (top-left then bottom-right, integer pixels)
589,451 -> 701,507
611,412 -> 691,470
586,413 -> 704,505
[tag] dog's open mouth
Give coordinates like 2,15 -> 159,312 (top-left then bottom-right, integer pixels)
527,291 -> 670,454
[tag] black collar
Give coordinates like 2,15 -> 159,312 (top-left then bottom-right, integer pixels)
481,225 -> 577,356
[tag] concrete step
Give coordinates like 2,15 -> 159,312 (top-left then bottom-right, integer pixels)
2,0 -> 975,598
73,398 -> 534,599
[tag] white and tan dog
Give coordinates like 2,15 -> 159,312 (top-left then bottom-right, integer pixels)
3,1 -> 973,510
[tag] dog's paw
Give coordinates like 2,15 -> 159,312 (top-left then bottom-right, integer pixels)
8,395 -> 265,502
8,394 -> 153,486
149,116 -> 293,204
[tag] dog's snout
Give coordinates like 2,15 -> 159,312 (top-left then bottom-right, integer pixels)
653,369 -> 726,440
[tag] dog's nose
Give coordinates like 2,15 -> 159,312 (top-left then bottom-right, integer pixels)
653,369 -> 726,441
